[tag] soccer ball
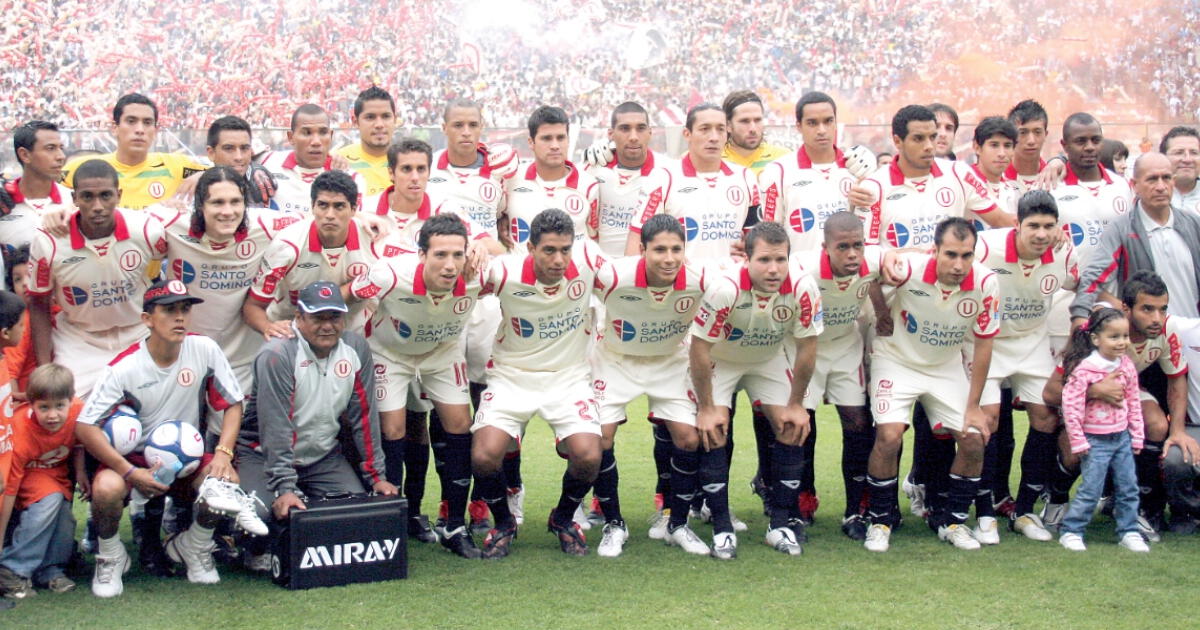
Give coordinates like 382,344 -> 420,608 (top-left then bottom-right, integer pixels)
101,405 -> 143,456
143,421 -> 205,485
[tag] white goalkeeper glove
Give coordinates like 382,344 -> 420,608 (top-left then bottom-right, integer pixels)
843,145 -> 878,180
581,139 -> 615,168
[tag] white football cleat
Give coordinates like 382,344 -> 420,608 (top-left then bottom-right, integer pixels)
165,531 -> 220,585
864,524 -> 891,552
902,474 -> 927,518
647,510 -> 670,540
1119,531 -> 1150,552
710,532 -> 737,560
938,523 -> 981,550
666,524 -> 710,556
195,476 -> 243,516
506,485 -> 525,526
1039,502 -> 1067,532
1011,513 -> 1053,541
91,548 -> 131,598
597,521 -> 628,558
1059,532 -> 1087,551
765,526 -> 803,556
974,516 -> 1000,545
572,502 -> 591,531
233,487 -> 269,537
1135,514 -> 1161,543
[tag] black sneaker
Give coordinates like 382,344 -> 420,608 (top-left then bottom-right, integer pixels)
841,514 -> 868,541
481,521 -> 517,560
1168,513 -> 1197,536
786,517 -> 810,544
138,543 -> 177,578
438,526 -> 483,559
408,515 -> 438,544
547,511 -> 588,556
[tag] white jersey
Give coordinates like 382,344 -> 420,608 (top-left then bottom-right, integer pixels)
152,206 -> 303,383
584,151 -> 663,257
0,180 -> 71,253
862,159 -> 997,249
873,252 -> 1000,368
970,164 -> 1021,219
1051,164 -> 1133,267
1128,315 -> 1188,377
1002,160 -> 1046,194
28,209 -> 166,333
633,155 -> 758,265
793,246 -> 883,343
79,334 -> 243,441
259,151 -> 365,215
349,253 -> 484,366
482,241 -> 605,372
690,264 -> 823,364
361,190 -> 491,255
759,146 -> 855,253
501,161 -> 598,248
247,217 -> 381,322
592,256 -> 706,357
975,228 -> 1080,338
427,147 -> 508,239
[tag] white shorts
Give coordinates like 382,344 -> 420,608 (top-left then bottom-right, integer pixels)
52,320 -> 145,398
472,364 -> 601,441
711,349 -> 792,408
462,295 -> 501,384
591,345 -> 696,426
374,355 -> 469,413
870,355 -> 968,432
804,332 -> 866,408
980,331 -> 1055,406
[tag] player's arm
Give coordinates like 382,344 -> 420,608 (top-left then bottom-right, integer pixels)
205,343 -> 246,480
964,276 -> 1000,438
29,293 -> 53,365
688,337 -> 724,451
757,162 -> 785,223
978,209 -> 1017,228
1069,218 -> 1126,326
77,384 -> 170,496
243,242 -> 298,339
1161,331 -> 1200,461
0,494 -> 14,554
253,343 -> 306,517
344,337 -> 397,495
626,169 -> 669,256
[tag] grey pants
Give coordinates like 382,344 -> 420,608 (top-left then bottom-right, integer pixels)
1163,425 -> 1200,518
236,445 -> 365,524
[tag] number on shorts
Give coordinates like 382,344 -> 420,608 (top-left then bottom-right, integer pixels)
575,400 -> 594,421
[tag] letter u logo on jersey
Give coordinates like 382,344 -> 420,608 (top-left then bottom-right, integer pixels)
237,241 -> 257,260
565,195 -> 585,215
479,181 -> 498,203
120,250 -> 143,271
957,299 -> 979,318
1040,275 -> 1060,294
726,187 -> 744,206
935,188 -> 955,208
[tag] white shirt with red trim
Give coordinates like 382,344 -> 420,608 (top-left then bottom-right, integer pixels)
874,253 -> 1000,368
862,158 -> 997,249
349,253 -> 484,366
632,155 -> 758,265
793,246 -> 882,343
501,161 -> 598,248
28,209 -> 166,333
593,256 -> 706,357
689,264 -> 823,364
760,146 -> 855,254
482,241 -> 605,372
585,151 -> 665,257
152,206 -> 303,377
259,151 -> 365,215
971,164 -> 1021,219
976,228 -> 1080,338
78,334 -> 243,440
247,217 -> 381,321
1129,316 -> 1188,377
360,190 -> 490,255
427,146 -> 507,239
0,180 -> 71,252
1051,164 -> 1133,267
1002,159 -> 1047,194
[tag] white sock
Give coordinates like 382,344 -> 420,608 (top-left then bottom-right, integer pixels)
98,535 -> 125,558
182,520 -> 216,550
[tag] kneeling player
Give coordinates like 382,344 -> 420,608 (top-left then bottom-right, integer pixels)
75,281 -> 256,597
690,222 -> 822,558
590,214 -> 708,556
864,218 -> 999,552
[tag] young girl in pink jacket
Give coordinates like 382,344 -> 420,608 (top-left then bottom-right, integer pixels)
1057,307 -> 1149,553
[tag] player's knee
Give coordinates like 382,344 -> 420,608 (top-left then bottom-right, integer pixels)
570,451 -> 601,481
873,426 -> 903,454
91,471 -> 128,509
471,449 -> 503,477
672,430 -> 700,452
838,406 -> 872,433
956,432 -> 985,457
1027,408 -> 1059,433
1144,418 -> 1169,441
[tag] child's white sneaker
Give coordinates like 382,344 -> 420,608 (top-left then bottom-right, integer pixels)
1119,532 -> 1150,553
1059,532 -> 1086,551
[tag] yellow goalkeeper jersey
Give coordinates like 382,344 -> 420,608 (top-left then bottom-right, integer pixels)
60,152 -> 207,210
335,143 -> 391,198
722,142 -> 790,175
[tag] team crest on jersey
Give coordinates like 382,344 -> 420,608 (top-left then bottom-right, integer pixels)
567,280 -> 586,300
148,182 -> 166,199
452,297 -> 472,314
237,240 -> 257,260
957,298 -> 978,317
1040,275 -> 1060,294
839,177 -> 854,196
564,195 -> 585,215
1147,346 -> 1161,362
177,368 -> 196,387
1114,197 -> 1129,214
772,305 -> 793,323
726,186 -> 744,205
375,386 -> 386,401
935,188 -> 955,208
674,296 -> 696,313
479,181 -> 499,203
120,250 -> 143,272
334,359 -> 353,379
857,283 -> 870,300
348,262 -> 368,278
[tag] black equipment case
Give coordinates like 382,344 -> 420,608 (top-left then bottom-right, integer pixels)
271,493 -> 408,589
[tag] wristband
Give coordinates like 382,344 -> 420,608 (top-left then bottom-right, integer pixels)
215,445 -> 235,458
122,466 -> 140,480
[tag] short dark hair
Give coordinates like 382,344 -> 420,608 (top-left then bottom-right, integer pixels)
527,105 -> 569,139
928,103 -> 959,131
73,159 -> 119,188
529,208 -> 574,245
310,170 -> 358,207
822,211 -> 862,242
418,213 -> 469,252
354,86 -> 396,118
1159,126 -> 1200,154
206,115 -> 252,149
744,221 -> 789,258
443,98 -> 482,122
973,116 -> 1017,146
794,91 -> 837,122
290,104 -> 328,131
1121,270 -> 1168,308
0,290 -> 25,330
640,213 -> 685,247
1007,99 -> 1048,128
1062,112 -> 1099,141
13,120 -> 59,166
3,243 -> 29,289
26,363 -> 74,403
190,166 -> 249,235
685,103 -> 723,131
386,138 -> 432,171
113,93 -> 157,125
1099,139 -> 1129,172
610,102 -> 649,129
877,151 -> 893,160
892,105 -> 936,140
934,217 -> 976,248
722,90 -> 763,121
1016,189 -> 1059,223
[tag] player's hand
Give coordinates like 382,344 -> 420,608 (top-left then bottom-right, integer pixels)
1086,371 -> 1125,406
357,212 -> 393,242
273,492 -> 307,520
846,184 -> 876,209
774,404 -> 811,446
880,250 -> 906,285
42,207 -> 71,237
330,154 -> 350,172
1163,430 -> 1200,465
207,451 -> 238,483
372,480 -> 400,496
1050,224 -> 1068,251
875,311 -> 894,337
963,405 -> 992,442
581,139 -> 615,168
484,142 -> 519,180
1070,316 -> 1088,332
76,473 -> 93,501
263,320 -> 295,340
696,406 -> 728,452
249,163 -> 277,205
466,241 -> 490,278
1035,159 -> 1066,191
729,239 -> 746,262
128,463 -> 171,498
175,172 -> 201,198
843,145 -> 877,181
0,177 -> 16,215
